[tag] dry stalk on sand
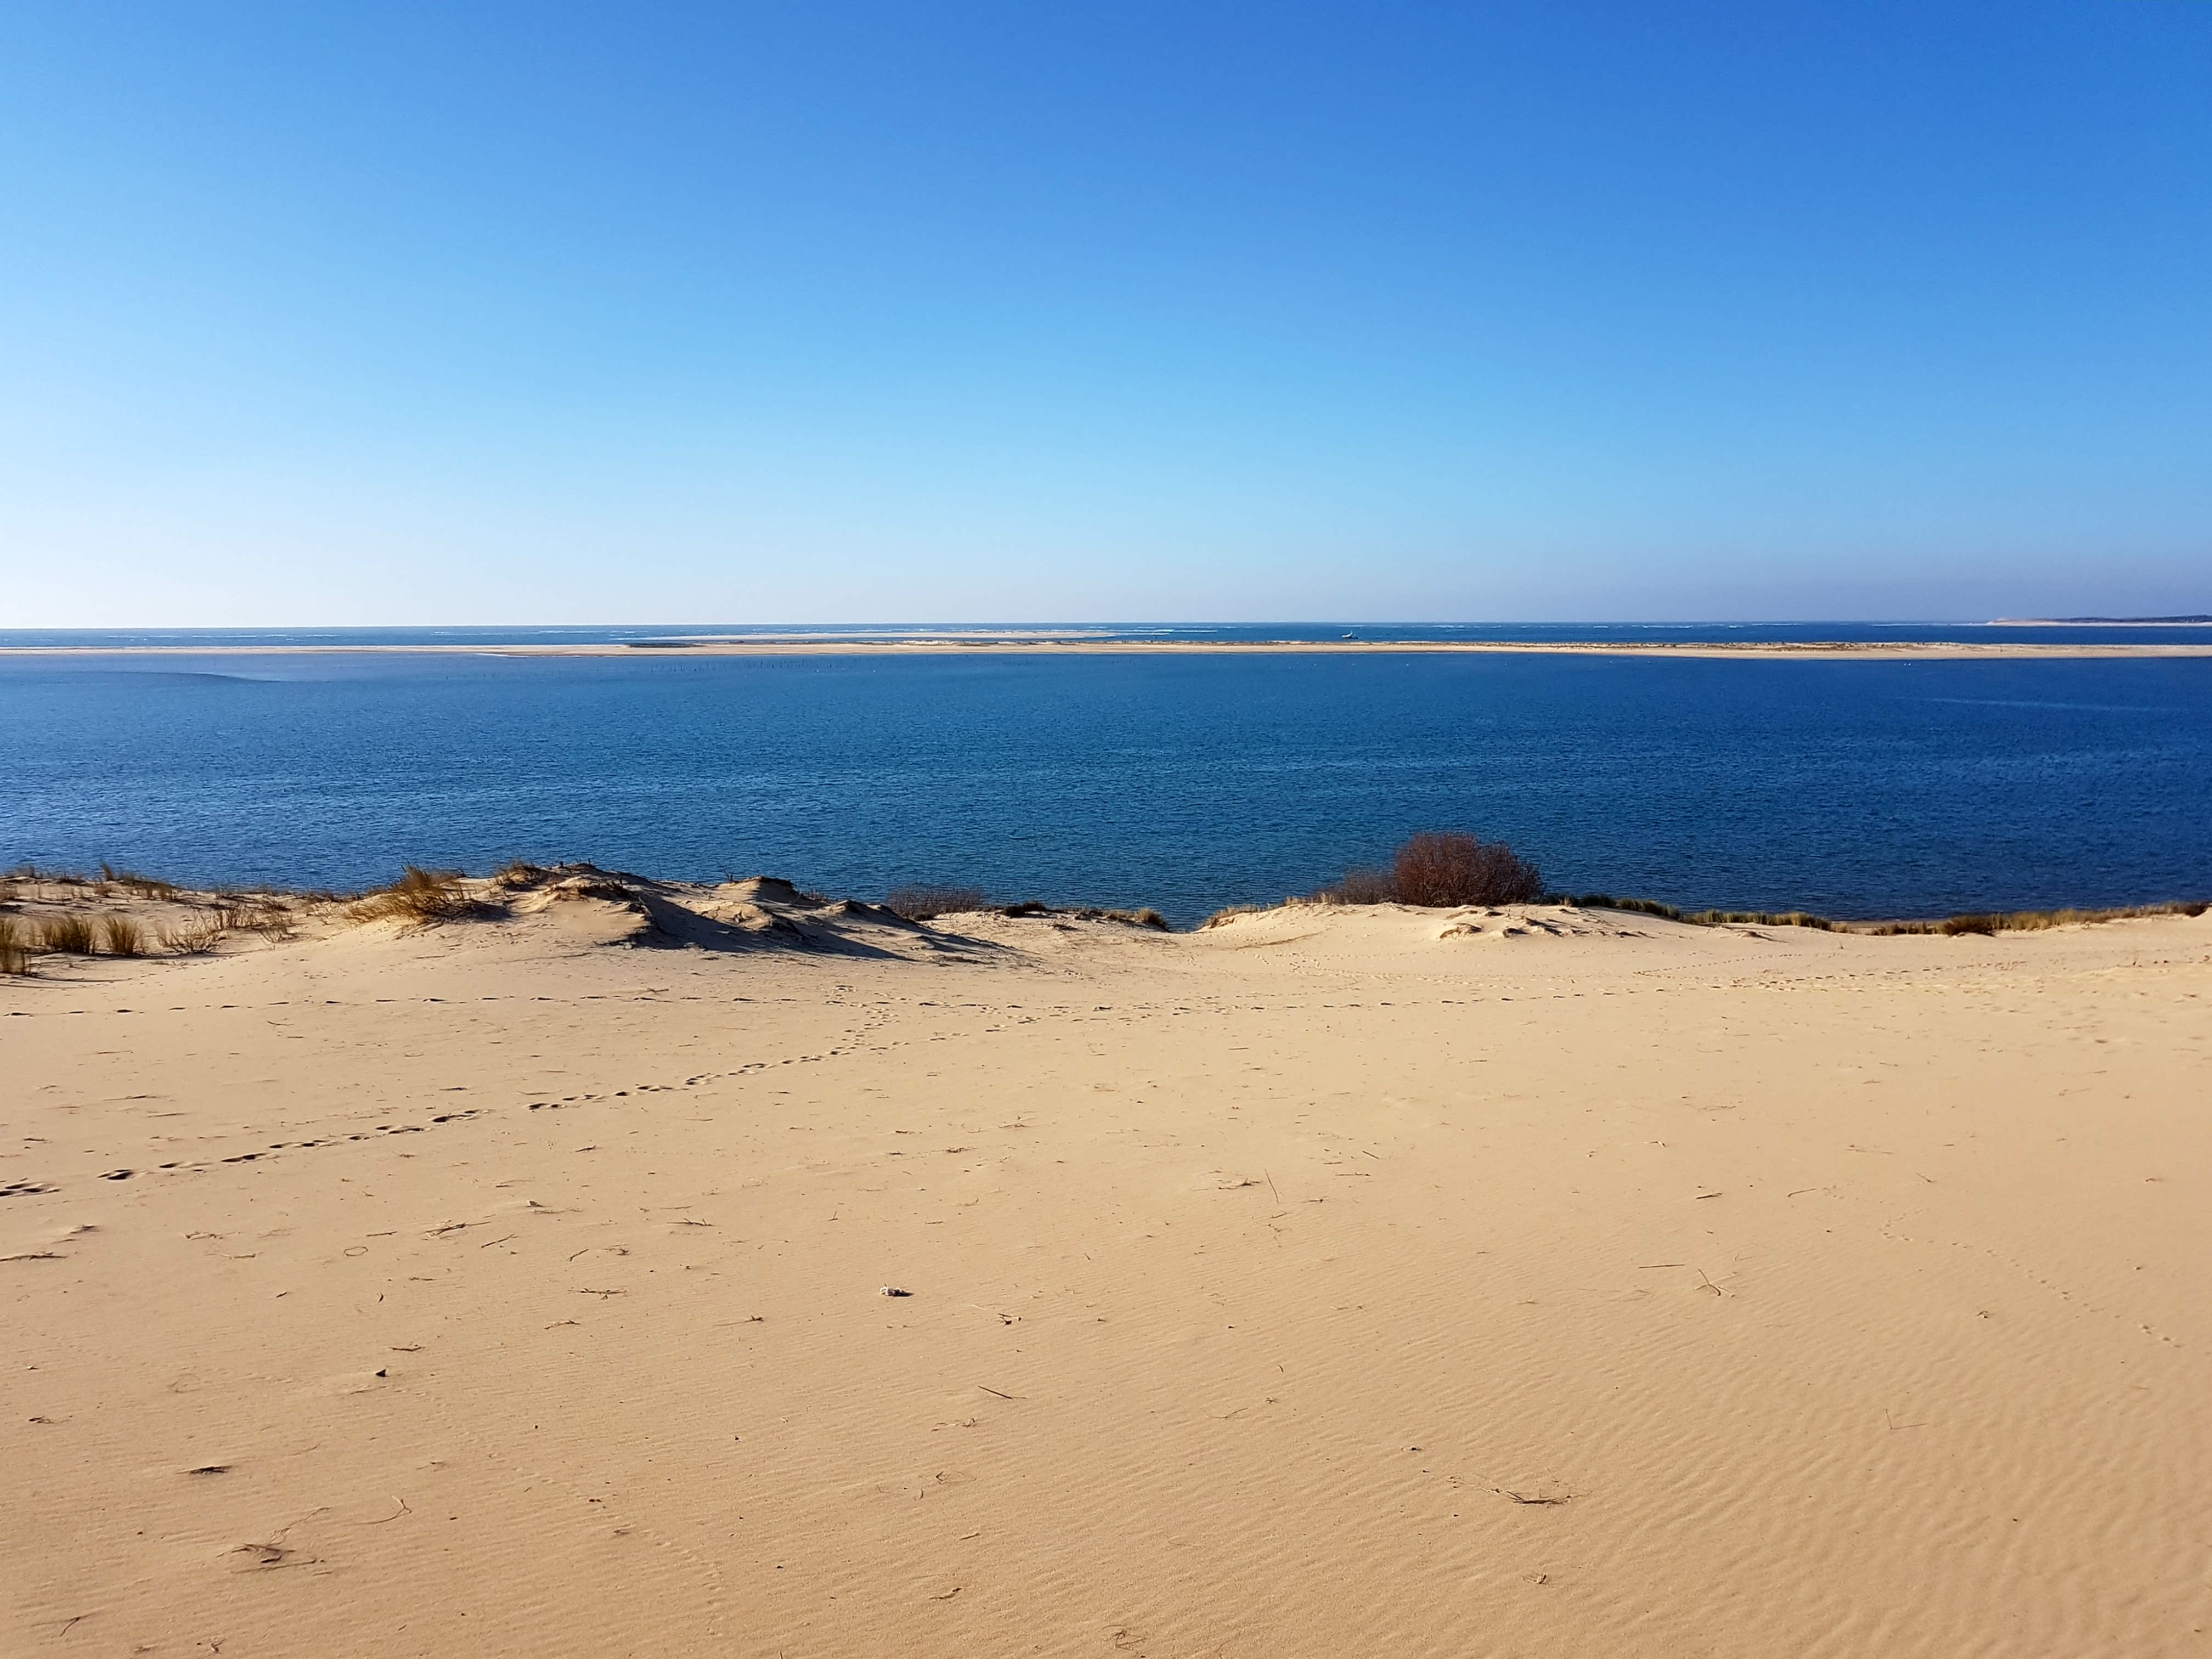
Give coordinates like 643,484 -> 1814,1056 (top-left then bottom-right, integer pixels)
157,916 -> 227,955
216,900 -> 297,939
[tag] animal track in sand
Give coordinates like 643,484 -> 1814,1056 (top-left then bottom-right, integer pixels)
1878,1221 -> 2187,1350
4,1005 -> 904,1198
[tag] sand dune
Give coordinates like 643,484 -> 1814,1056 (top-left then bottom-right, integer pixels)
5,877 -> 2210,1656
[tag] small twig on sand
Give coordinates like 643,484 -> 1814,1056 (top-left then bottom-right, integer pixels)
977,1385 -> 1021,1401
1264,1169 -> 1280,1204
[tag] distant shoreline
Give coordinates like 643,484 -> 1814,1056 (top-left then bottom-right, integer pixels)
1992,616 -> 2212,627
7,638 -> 2212,660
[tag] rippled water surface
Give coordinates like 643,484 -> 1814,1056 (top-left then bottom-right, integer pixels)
5,650 -> 2209,923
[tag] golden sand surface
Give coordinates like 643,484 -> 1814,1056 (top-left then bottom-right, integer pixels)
6,873 -> 2210,1656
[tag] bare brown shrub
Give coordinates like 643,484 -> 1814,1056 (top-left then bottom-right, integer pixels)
1392,832 -> 1544,907
885,884 -> 988,921
1318,834 -> 1544,907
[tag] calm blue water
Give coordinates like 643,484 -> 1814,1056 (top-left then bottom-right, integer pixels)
5,620 -> 2212,648
4,648 -> 2209,924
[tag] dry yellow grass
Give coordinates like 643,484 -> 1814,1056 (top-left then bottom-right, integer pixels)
99,915 -> 147,956
33,913 -> 94,954
349,866 -> 484,924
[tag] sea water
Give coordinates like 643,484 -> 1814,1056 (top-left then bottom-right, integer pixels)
4,643 -> 2209,924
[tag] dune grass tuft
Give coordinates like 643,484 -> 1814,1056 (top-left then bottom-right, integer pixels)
100,916 -> 148,956
36,915 -> 96,954
100,864 -> 178,899
1688,908 -> 1838,930
1920,900 -> 2207,936
1577,895 -> 2209,935
351,867 -> 487,925
0,916 -> 27,974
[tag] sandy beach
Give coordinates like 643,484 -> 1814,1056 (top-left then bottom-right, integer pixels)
5,871 -> 2209,1656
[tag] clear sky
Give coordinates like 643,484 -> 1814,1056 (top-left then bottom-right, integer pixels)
3,2 -> 2207,625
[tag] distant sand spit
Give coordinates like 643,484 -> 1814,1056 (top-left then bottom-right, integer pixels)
7,874 -> 2210,1656
8,638 -> 2212,658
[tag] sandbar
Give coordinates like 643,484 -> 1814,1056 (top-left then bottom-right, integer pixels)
7,638 -> 2212,659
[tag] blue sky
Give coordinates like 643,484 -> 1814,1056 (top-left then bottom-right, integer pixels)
3,2 -> 2207,624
